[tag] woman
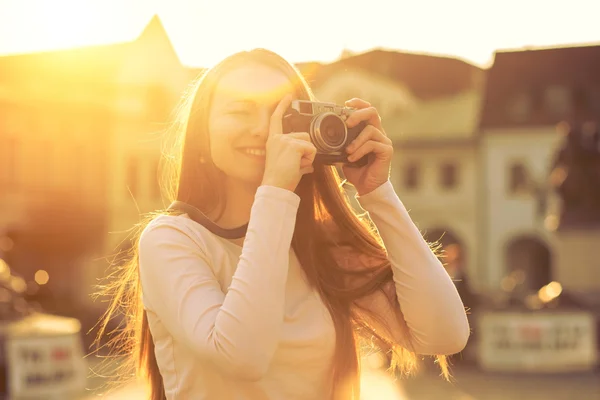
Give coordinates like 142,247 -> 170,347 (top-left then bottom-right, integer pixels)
97,48 -> 469,400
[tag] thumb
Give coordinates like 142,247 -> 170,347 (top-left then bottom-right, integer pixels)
269,94 -> 293,137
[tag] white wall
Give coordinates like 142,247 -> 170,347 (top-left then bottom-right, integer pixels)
312,67 -> 416,123
481,126 -> 563,289
313,71 -> 482,288
392,144 -> 480,288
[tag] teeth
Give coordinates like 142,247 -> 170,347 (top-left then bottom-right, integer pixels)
244,148 -> 266,156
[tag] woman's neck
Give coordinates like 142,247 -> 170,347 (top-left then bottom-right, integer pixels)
212,178 -> 259,230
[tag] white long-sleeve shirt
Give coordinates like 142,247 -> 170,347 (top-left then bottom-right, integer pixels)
138,180 -> 469,400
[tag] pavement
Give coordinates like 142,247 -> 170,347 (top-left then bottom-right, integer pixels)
81,382 -> 146,400
401,365 -> 600,400
80,357 -> 600,400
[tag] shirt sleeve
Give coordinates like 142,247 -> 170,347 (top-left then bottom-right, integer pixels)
138,185 -> 300,380
356,180 -> 470,355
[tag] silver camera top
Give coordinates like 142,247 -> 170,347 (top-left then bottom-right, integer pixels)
290,100 -> 354,120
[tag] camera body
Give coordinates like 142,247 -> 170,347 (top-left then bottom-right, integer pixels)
282,100 -> 368,167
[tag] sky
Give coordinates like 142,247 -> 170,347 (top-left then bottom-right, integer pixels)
0,0 -> 598,68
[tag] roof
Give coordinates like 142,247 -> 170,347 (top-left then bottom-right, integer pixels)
0,18 -> 483,143
386,89 -> 482,141
0,41 -> 131,83
299,50 -> 484,142
479,43 -> 600,129
0,15 -> 179,85
310,49 -> 483,100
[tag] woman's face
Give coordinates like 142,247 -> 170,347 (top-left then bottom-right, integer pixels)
208,62 -> 296,186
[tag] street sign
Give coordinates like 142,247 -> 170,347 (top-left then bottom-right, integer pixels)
4,313 -> 87,399
477,310 -> 598,372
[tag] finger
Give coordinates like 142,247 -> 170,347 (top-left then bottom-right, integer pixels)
345,106 -> 383,131
300,157 -> 314,169
288,138 -> 317,158
299,166 -> 315,175
285,131 -> 311,142
301,143 -> 317,168
344,98 -> 371,109
347,141 -> 393,162
346,125 -> 391,154
303,147 -> 317,164
269,94 -> 294,136
300,148 -> 316,168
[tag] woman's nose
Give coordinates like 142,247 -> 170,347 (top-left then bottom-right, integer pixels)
249,108 -> 272,137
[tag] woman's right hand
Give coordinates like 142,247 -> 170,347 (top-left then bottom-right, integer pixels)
261,94 -> 317,192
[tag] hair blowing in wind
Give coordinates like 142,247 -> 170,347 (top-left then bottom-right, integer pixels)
93,49 -> 451,400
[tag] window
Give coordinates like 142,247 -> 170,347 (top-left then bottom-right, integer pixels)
42,141 -> 54,186
588,87 -> 600,113
440,162 -> 458,190
403,162 -> 419,190
8,137 -> 17,185
544,85 -> 572,117
507,92 -> 532,122
508,163 -> 529,194
71,143 -> 85,193
150,158 -> 161,199
1,137 -> 18,187
369,97 -> 381,111
147,86 -> 170,121
339,90 -> 355,104
127,157 -> 139,197
391,104 -> 406,117
572,86 -> 588,112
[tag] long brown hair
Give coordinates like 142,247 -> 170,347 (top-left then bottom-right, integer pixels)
94,49 -> 449,400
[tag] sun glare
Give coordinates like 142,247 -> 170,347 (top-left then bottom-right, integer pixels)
361,369 -> 408,400
1,0 -> 145,55
3,0 -> 599,68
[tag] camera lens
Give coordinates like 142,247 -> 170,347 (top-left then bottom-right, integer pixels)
311,113 -> 347,152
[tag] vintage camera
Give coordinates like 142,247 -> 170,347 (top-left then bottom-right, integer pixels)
282,100 -> 368,167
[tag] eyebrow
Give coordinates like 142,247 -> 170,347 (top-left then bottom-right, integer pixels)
225,99 -> 257,106
223,97 -> 284,111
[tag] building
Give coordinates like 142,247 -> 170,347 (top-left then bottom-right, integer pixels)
310,51 -> 485,300
478,44 -> 600,294
387,89 -> 483,298
4,11 -> 597,322
0,16 -> 197,314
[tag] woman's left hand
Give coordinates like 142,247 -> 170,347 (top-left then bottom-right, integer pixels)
342,98 -> 394,196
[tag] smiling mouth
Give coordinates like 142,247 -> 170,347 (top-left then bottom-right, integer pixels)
240,148 -> 266,157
